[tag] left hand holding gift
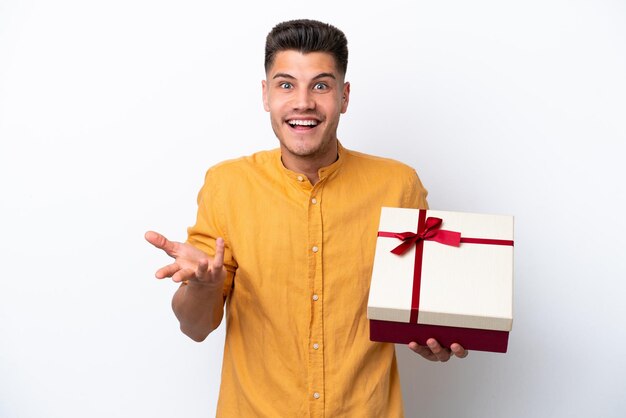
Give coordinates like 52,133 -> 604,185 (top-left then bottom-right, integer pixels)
408,338 -> 468,362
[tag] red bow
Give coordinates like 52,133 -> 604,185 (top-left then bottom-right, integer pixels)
385,217 -> 462,255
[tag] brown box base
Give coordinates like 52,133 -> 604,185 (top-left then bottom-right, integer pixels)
369,319 -> 509,353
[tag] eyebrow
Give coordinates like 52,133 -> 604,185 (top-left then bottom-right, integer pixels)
272,72 -> 337,80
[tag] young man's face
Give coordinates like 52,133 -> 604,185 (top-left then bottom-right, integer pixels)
262,50 -> 350,167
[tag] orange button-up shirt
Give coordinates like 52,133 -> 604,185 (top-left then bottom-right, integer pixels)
187,143 -> 428,417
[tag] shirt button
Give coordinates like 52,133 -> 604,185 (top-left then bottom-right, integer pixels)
297,175 -> 304,182
313,343 -> 319,350
312,294 -> 319,301
312,246 -> 319,253
313,392 -> 320,399
311,198 -> 317,204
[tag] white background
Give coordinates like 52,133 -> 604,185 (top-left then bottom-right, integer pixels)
1,1 -> 625,417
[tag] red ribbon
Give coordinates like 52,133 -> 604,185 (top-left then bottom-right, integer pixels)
377,210 -> 514,323
377,216 -> 461,254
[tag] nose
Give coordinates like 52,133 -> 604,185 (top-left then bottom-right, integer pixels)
291,87 -> 315,111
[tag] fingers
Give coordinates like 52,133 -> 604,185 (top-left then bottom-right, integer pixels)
148,234 -> 225,285
171,267 -> 197,283
155,262 -> 180,279
212,238 -> 225,271
145,231 -> 178,256
154,262 -> 196,283
426,338 -> 452,362
451,343 -> 469,358
196,259 -> 209,281
409,339 -> 462,362
408,341 -> 437,361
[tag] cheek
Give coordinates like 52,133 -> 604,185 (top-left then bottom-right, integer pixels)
327,99 -> 345,117
267,97 -> 287,115
269,109 -> 284,130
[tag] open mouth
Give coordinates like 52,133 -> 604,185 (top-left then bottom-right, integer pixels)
287,119 -> 319,131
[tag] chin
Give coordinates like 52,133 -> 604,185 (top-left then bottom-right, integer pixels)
286,146 -> 320,158
285,139 -> 327,157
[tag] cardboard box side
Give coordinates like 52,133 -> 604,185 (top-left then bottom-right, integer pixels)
367,306 -> 411,322
418,311 -> 512,331
370,319 -> 510,353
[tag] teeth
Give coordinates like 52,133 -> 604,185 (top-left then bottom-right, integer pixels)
288,120 -> 318,126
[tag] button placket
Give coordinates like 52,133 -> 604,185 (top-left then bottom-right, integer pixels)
307,183 -> 325,414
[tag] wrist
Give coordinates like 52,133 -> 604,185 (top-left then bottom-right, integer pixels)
184,278 -> 224,295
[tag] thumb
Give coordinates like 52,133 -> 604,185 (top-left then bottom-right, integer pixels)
145,230 -> 177,256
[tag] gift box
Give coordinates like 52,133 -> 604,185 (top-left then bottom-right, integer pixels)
367,207 -> 514,353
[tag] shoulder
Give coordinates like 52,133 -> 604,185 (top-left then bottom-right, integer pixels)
204,148 -> 280,179
340,146 -> 428,208
342,147 -> 417,177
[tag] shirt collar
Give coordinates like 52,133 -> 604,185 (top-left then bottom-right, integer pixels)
276,141 -> 346,187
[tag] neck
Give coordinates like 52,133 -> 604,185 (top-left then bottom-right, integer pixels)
281,141 -> 339,185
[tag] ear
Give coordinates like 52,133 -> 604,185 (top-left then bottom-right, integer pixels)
262,80 -> 270,112
340,81 -> 350,114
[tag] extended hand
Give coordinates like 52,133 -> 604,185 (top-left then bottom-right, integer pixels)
145,231 -> 226,288
408,339 -> 468,362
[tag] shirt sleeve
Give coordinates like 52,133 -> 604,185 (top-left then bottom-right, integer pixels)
186,167 -> 237,298
403,169 -> 429,209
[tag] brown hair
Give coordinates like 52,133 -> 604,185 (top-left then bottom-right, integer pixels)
264,19 -> 348,76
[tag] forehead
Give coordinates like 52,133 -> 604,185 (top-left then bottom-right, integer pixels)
267,50 -> 341,79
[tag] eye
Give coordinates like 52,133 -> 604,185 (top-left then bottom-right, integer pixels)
279,82 -> 293,89
313,82 -> 328,90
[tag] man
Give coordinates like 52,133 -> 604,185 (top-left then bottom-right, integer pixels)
146,19 -> 467,417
